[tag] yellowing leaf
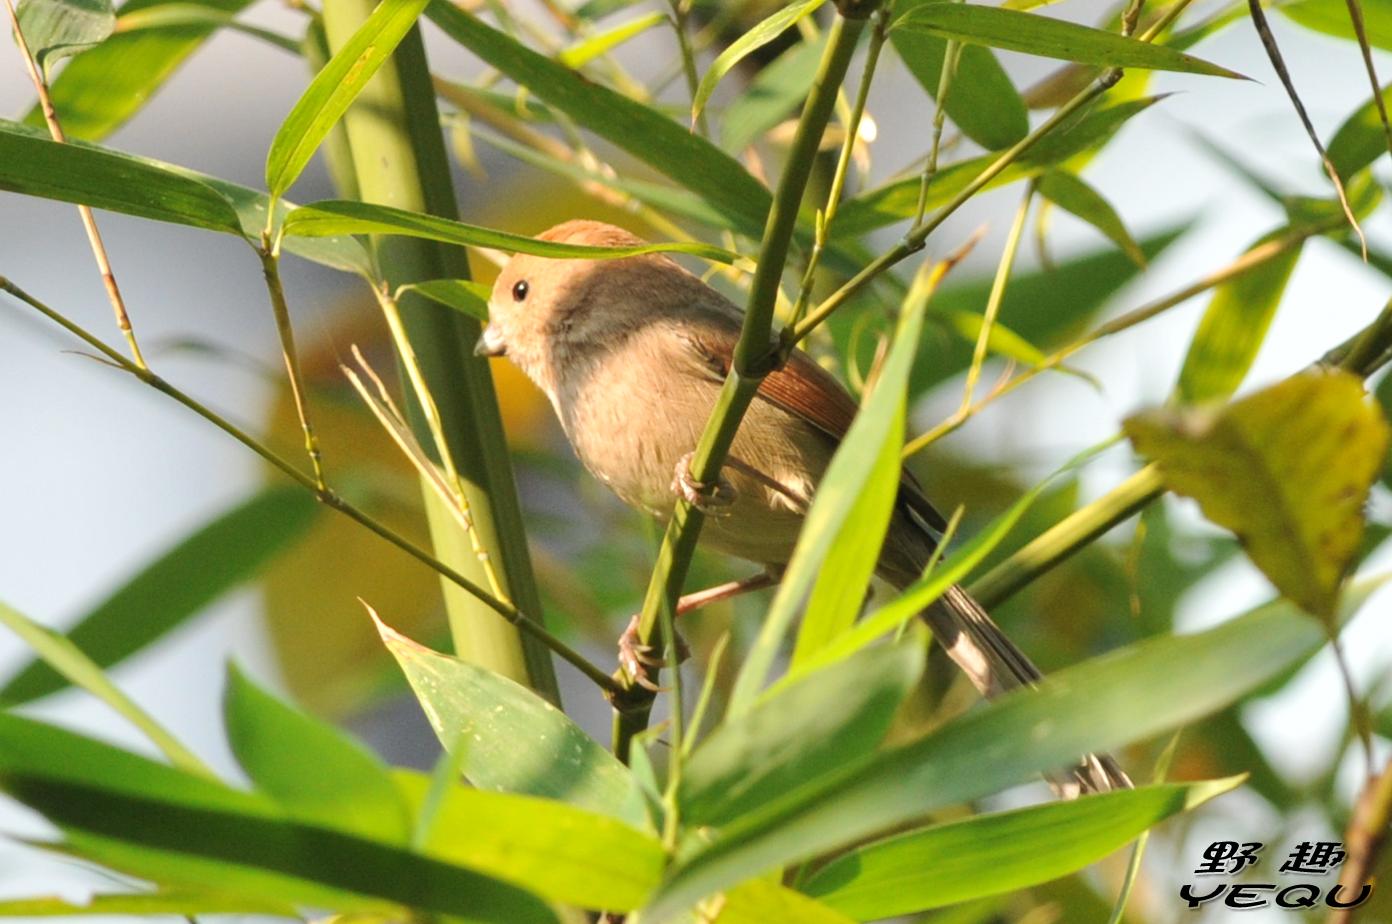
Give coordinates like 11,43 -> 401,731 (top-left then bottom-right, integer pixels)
1125,369 -> 1389,620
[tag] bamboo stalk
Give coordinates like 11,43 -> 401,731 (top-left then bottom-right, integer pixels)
320,3 -> 560,702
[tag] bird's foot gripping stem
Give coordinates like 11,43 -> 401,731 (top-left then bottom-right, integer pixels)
672,451 -> 736,515
617,614 -> 690,692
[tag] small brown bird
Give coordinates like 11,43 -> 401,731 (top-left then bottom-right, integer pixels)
479,219 -> 1129,794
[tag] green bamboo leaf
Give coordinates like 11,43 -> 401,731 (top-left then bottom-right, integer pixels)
0,600 -> 209,777
1127,369 -> 1389,621
374,613 -> 652,830
395,770 -> 664,911
1037,170 -> 1146,267
642,578 -> 1383,920
891,5 -> 1245,78
31,0 -> 255,141
942,308 -> 1056,371
1174,229 -> 1303,403
426,0 -> 771,234
732,271 -> 930,707
891,0 -> 1028,149
786,461 -> 1057,683
717,879 -> 858,923
114,4 -> 299,53
401,279 -> 491,321
0,890 -> 296,917
833,96 -> 1165,238
1279,0 -> 1392,50
722,35 -> 827,153
557,10 -> 667,68
0,126 -> 242,235
264,0 -> 431,197
0,118 -> 369,271
0,486 -> 321,705
1329,82 -> 1392,180
680,641 -> 924,827
0,714 -> 557,923
284,200 -> 741,264
15,0 -> 114,71
472,124 -> 737,232
692,0 -> 827,124
224,665 -> 412,844
800,778 -> 1243,919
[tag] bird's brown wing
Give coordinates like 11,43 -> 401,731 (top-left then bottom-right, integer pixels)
685,321 -> 948,534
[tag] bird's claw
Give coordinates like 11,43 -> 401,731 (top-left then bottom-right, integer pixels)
617,614 -> 690,692
672,451 -> 736,515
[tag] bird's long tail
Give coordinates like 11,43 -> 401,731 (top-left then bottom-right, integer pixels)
922,583 -> 1132,796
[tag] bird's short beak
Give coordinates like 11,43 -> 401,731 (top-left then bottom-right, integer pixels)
475,324 -> 506,358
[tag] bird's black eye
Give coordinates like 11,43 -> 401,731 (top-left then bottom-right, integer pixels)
512,280 -> 529,302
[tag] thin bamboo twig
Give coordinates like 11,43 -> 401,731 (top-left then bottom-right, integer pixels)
915,38 -> 962,227
321,3 -> 559,700
788,6 -> 890,331
256,235 -> 326,490
1246,0 -> 1367,257
0,277 -> 623,696
2,0 -> 146,369
909,183 -> 1034,455
370,284 -> 509,601
670,0 -> 708,137
611,8 -> 871,760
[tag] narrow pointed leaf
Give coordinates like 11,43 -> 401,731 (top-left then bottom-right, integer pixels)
692,0 -> 826,124
0,890 -> 296,917
642,579 -> 1382,919
264,0 -> 432,197
733,279 -> 929,707
32,0 -> 255,141
717,879 -> 858,923
1037,170 -> 1145,266
374,614 -> 651,830
0,118 -> 369,271
1175,229 -> 1302,403
284,200 -> 740,264
114,5 -> 299,53
395,771 -> 664,911
891,0 -> 1028,149
1329,82 -> 1392,180
402,279 -> 491,321
892,5 -> 1245,78
0,486 -> 321,704
557,10 -> 667,68
722,35 -> 827,153
0,601 -> 208,776
0,715 -> 557,922
0,127 -> 242,235
15,0 -> 114,70
681,641 -> 923,827
1279,0 -> 1392,50
833,96 -> 1165,238
1127,369 -> 1389,621
224,665 -> 412,844
801,778 -> 1243,919
426,0 -> 771,234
